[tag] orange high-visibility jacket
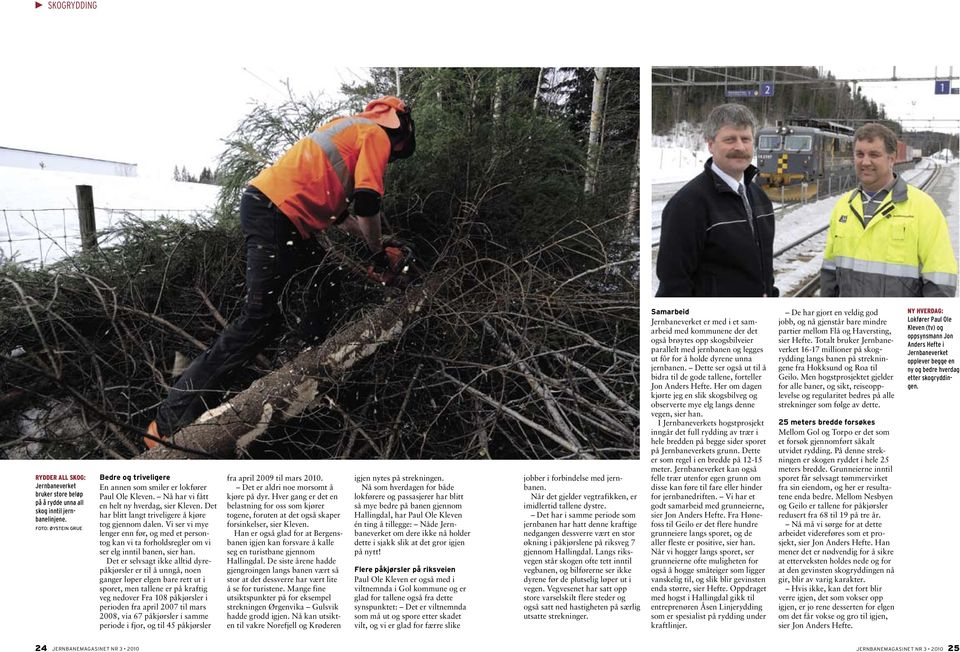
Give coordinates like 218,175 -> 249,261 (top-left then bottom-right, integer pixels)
250,115 -> 392,237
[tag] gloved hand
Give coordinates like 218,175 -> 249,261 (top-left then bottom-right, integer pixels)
382,237 -> 420,276
367,245 -> 412,288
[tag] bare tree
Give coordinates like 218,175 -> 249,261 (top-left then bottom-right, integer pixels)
533,67 -> 544,111
627,117 -> 640,228
583,67 -> 608,195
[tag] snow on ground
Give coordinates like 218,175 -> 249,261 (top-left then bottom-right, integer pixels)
932,149 -> 956,162
0,166 -> 219,266
650,124 -> 710,183
770,201 -> 831,295
921,155 -> 960,259
651,200 -> 667,231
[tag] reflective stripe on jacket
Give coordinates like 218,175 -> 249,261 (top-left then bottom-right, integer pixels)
250,116 -> 391,237
821,176 -> 958,297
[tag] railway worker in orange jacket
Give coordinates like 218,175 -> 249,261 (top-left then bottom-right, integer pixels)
821,123 -> 957,297
146,97 -> 416,447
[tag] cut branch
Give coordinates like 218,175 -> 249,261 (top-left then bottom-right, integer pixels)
439,370 -> 592,459
137,277 -> 440,459
483,320 -> 582,445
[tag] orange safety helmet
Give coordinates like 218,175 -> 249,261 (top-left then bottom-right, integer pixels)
358,96 -> 415,161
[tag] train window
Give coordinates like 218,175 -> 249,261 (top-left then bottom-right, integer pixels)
758,135 -> 782,151
832,138 -> 851,154
784,135 -> 813,152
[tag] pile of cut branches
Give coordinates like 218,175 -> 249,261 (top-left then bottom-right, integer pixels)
1,214 -> 638,460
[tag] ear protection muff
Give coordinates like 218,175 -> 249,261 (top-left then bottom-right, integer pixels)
386,110 -> 416,161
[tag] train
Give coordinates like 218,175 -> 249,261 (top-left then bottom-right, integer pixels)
755,118 -> 920,202
897,140 -> 923,164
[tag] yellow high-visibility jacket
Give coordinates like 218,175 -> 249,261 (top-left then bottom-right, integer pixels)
821,176 -> 957,297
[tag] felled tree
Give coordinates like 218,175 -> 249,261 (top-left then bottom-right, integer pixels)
139,277 -> 442,460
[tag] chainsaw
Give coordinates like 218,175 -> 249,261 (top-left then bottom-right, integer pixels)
367,241 -> 422,288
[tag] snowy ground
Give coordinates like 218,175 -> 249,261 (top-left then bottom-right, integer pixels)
0,167 -> 219,267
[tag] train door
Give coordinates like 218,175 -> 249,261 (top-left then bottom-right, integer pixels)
818,136 -> 827,180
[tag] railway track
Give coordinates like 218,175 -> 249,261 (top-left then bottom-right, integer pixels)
654,161 -> 937,250
790,275 -> 821,297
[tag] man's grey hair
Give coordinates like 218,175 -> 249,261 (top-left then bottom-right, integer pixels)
855,123 -> 898,155
704,103 -> 757,141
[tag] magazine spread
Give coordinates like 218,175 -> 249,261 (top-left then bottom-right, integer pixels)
1,3 -> 958,652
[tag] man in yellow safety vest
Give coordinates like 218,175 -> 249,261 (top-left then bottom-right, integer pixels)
821,123 -> 957,297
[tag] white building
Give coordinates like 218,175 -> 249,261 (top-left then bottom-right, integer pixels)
0,146 -> 137,177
